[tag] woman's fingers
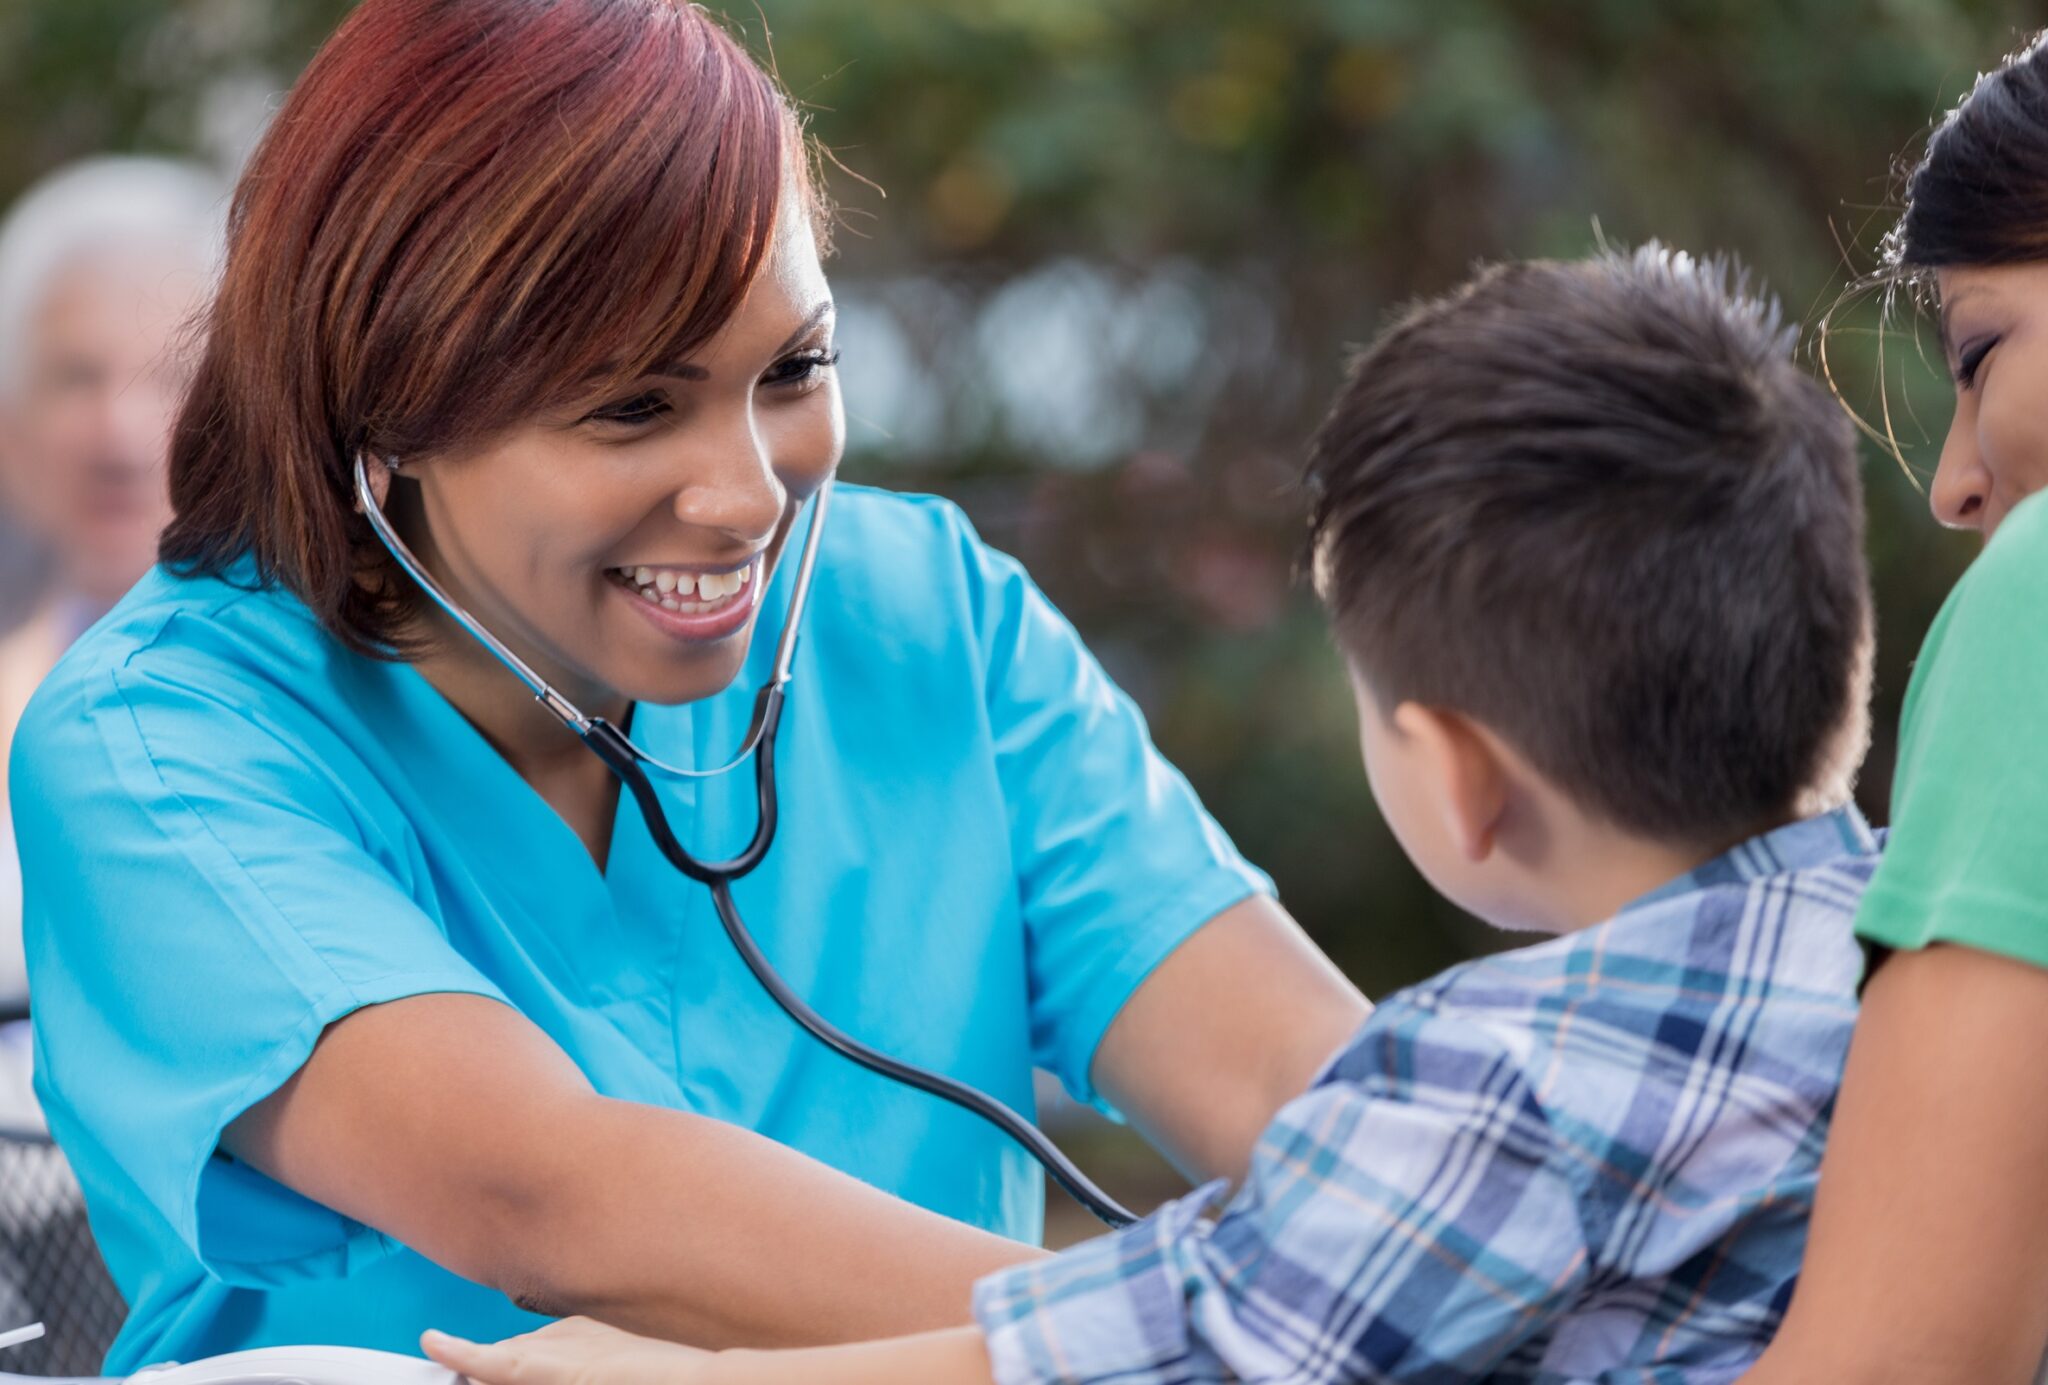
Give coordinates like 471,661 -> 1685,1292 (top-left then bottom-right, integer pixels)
422,1320 -> 710,1385
421,1329 -> 535,1382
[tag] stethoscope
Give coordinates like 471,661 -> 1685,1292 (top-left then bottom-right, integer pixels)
353,455 -> 1137,1228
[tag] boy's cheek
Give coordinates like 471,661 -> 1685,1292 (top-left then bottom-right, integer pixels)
1362,729 -> 1452,894
1362,718 -> 1512,926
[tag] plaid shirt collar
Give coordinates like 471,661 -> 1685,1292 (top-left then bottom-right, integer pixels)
1627,803 -> 1879,912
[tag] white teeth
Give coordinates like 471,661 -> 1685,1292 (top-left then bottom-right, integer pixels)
617,563 -> 755,609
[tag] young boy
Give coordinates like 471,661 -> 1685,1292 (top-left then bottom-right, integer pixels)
424,245 -> 1880,1384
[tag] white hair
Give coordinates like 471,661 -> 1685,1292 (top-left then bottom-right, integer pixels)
0,156 -> 228,400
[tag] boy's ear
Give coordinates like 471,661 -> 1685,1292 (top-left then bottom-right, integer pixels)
1391,701 -> 1510,863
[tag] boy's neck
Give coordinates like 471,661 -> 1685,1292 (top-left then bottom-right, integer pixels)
1526,814 -> 1792,935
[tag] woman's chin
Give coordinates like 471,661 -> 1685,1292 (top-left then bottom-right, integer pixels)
603,643 -> 757,710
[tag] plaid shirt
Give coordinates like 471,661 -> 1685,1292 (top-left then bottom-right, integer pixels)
975,807 -> 1879,1384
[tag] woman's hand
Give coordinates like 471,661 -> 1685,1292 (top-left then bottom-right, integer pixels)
423,1321 -> 1001,1385
422,1319 -> 710,1385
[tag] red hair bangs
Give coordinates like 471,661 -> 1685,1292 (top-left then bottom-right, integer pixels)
164,0 -> 814,650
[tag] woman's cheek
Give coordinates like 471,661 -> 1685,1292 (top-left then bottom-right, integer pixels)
782,390 -> 846,493
1983,369 -> 2048,507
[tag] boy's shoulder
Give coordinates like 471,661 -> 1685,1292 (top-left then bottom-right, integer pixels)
1317,807 -> 1878,1201
1402,806 -> 1871,1013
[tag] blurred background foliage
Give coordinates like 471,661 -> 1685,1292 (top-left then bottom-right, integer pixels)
0,0 -> 2038,1229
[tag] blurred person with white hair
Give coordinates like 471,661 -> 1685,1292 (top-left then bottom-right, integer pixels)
0,157 -> 225,1130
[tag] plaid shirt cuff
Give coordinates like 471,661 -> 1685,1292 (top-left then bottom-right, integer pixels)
973,1181 -> 1233,1385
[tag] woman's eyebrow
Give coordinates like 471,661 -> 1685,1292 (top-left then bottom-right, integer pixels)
636,300 -> 837,383
577,301 -> 839,389
770,299 -> 836,359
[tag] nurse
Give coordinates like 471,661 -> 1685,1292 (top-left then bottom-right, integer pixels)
6,0 -> 1367,1374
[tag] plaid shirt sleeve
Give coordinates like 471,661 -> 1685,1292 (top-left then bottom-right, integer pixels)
973,1008 -> 1592,1384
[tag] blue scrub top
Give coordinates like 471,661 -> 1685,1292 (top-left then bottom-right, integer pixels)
8,485 -> 1270,1373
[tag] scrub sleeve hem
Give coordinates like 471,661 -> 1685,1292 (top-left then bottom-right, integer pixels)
185,970 -> 512,1288
1855,882 -> 2048,973
1062,865 -> 1273,1114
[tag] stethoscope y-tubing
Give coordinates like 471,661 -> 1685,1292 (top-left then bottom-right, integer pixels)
581,706 -> 1139,1228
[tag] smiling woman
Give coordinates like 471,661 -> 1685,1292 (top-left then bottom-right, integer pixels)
162,0 -> 818,667
348,195 -> 844,823
7,0 -> 1365,1374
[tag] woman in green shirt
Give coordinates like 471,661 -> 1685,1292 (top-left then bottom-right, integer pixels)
1748,30 -> 2048,1385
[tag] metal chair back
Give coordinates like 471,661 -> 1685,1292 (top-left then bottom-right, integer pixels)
0,1124 -> 124,1377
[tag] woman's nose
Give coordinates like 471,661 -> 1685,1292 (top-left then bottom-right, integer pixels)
667,423 -> 786,546
1929,415 -> 1992,531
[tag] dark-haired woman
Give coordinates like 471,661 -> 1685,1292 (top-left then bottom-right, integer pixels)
1746,31 -> 2048,1385
5,0 -> 1366,1372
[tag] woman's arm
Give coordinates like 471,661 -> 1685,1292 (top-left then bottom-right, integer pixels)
950,503 -> 1368,1190
1745,944 -> 2048,1385
227,993 -> 1045,1349
423,1320 -> 994,1385
1091,895 -> 1369,1185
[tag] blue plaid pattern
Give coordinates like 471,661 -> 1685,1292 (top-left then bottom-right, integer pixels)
975,808 -> 1879,1383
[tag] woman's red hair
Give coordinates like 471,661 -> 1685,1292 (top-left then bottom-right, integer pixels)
163,0 -> 815,652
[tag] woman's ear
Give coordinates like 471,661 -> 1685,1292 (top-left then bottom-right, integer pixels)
356,453 -> 399,514
1390,701 -> 1510,863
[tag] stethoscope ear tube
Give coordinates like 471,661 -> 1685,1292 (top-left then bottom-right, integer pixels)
583,687 -> 782,886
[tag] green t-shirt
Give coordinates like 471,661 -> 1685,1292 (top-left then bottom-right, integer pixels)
1858,489 -> 2048,966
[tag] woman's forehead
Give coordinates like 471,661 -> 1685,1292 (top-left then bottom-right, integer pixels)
692,214 -> 834,365
1940,263 -> 2048,355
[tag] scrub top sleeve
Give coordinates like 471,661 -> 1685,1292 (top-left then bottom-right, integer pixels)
11,652 -> 508,1289
1857,493 -> 2048,968
952,512 -> 1273,1111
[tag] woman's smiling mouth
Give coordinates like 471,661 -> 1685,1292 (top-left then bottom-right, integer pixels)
606,559 -> 763,642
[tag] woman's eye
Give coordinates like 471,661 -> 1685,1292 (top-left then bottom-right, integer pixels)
1955,337 -> 1998,390
764,347 -> 842,388
584,391 -> 673,427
